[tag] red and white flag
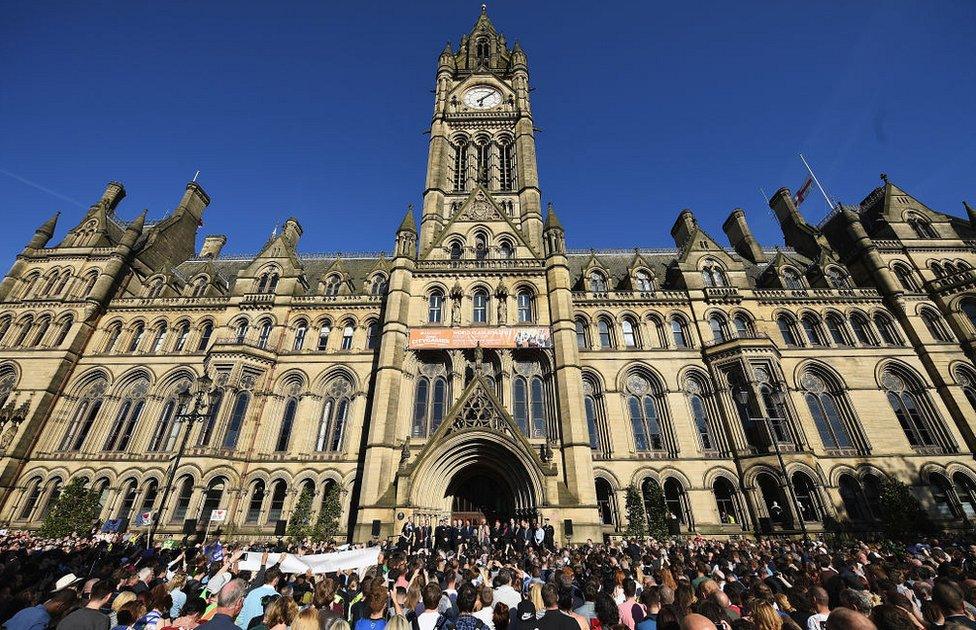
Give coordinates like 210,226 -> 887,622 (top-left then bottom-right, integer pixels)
794,176 -> 814,206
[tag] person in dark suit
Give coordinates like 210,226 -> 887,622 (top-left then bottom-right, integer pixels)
526,584 -> 577,630
435,518 -> 450,551
543,517 -> 555,550
419,517 -> 432,551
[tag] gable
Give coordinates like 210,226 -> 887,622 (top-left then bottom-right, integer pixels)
424,186 -> 541,259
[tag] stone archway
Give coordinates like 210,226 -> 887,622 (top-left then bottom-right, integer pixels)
408,432 -> 543,519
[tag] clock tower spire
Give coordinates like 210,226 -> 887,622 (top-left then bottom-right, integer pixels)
419,8 -> 542,255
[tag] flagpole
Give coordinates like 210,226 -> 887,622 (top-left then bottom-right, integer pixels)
798,153 -> 834,209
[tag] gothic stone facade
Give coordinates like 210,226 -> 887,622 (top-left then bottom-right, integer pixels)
2,10 -> 976,543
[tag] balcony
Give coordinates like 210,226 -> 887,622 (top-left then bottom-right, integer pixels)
703,287 -> 742,302
209,334 -> 279,364
927,271 -> 976,297
415,258 -> 545,271
240,293 -> 276,307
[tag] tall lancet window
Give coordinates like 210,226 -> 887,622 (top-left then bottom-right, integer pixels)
476,140 -> 491,188
453,139 -> 468,192
499,140 -> 516,191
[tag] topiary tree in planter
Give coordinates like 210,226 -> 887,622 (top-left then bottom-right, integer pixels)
878,476 -> 935,540
38,478 -> 101,539
624,483 -> 648,538
286,485 -> 314,541
311,482 -> 343,543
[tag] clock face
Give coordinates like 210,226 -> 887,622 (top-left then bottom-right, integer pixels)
463,86 -> 502,109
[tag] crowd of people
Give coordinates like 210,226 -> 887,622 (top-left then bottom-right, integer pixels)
3,525 -> 976,630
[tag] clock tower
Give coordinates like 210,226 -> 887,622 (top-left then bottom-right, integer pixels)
419,6 -> 543,255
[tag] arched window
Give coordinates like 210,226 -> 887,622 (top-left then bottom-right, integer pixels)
449,241 -> 463,261
315,377 -> 352,451
777,315 -> 799,347
733,314 -> 751,338
60,377 -> 106,452
12,316 -> 32,347
293,320 -> 308,350
825,314 -> 849,346
664,478 -> 689,525
366,321 -> 380,349
713,478 -> 744,526
839,475 -> 869,521
196,390 -> 222,447
596,478 -> 616,525
907,214 -> 937,239
370,275 -> 388,296
575,318 -> 589,350
411,368 -> 447,439
103,379 -> 148,452
802,373 -> 854,450
245,481 -> 265,523
476,37 -> 490,63
671,317 -> 689,348
199,477 -> 225,523
953,473 -> 976,518
757,384 -> 792,444
708,315 -> 726,344
474,233 -> 488,260
635,270 -> 654,292
171,476 -> 194,523
0,316 -> 10,345
257,320 -> 272,348
149,323 -> 168,353
428,291 -> 444,324
453,139 -> 468,192
688,389 -> 714,451
197,322 -> 214,351
499,140 -> 516,191
883,370 -> 940,449
621,317 -> 639,348
850,313 -> 874,345
583,378 -> 606,454
257,270 -> 279,294
472,290 -> 489,323
512,373 -> 547,438
234,319 -> 248,344
148,398 -> 182,452
874,313 -> 902,345
340,322 -> 354,350
588,271 -> 607,293
930,473 -> 959,518
499,240 -> 514,260
921,309 -> 952,342
127,322 -> 146,353
626,373 -> 666,452
791,472 -> 821,522
18,477 -> 43,520
191,277 -> 208,298
173,321 -> 190,352
517,290 -> 534,323
475,139 -> 491,187
275,398 -> 297,452
801,315 -> 823,346
117,479 -> 138,521
963,299 -> 976,332
268,480 -> 288,524
40,478 -> 63,516
782,268 -> 804,290
826,267 -> 850,289
51,315 -> 73,347
317,320 -> 332,351
221,391 -> 249,449
894,264 -> 919,292
597,318 -> 614,349
138,479 -> 159,520
955,367 -> 976,415
28,317 -> 50,348
324,275 -> 342,296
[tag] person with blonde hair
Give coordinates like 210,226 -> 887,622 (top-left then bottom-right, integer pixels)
529,584 -> 545,614
748,599 -> 783,630
385,615 -> 410,630
290,607 -> 320,630
255,597 -> 298,630
111,592 -> 137,628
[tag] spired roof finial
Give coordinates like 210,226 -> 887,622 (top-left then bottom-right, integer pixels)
481,3 -> 487,14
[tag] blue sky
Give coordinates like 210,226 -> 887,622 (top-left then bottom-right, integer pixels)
1,1 -> 974,262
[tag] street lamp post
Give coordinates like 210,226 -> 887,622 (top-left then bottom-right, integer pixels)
734,385 -> 809,540
147,373 -> 220,548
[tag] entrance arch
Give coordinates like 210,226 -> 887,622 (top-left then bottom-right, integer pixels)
407,432 -> 543,518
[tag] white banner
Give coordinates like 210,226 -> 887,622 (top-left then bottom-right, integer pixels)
237,547 -> 380,575
209,509 -> 227,522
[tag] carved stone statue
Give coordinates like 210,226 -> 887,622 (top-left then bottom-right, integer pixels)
400,436 -> 411,465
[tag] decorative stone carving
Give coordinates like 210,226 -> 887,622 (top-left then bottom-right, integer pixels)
239,374 -> 257,391
582,378 -> 595,397
454,385 -> 505,432
881,371 -> 904,392
0,427 -> 15,449
626,374 -> 650,395
326,377 -> 352,398
753,366 -> 770,384
683,378 -> 702,395
459,190 -> 502,221
800,373 -> 825,394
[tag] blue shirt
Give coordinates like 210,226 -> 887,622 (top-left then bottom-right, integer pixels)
4,605 -> 52,630
196,613 -> 241,630
236,585 -> 278,629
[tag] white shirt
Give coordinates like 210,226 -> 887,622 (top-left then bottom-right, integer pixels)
473,607 -> 495,629
417,610 -> 441,630
807,612 -> 829,630
494,585 -> 522,610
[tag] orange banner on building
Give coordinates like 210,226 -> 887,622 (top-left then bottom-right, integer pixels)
408,326 -> 552,349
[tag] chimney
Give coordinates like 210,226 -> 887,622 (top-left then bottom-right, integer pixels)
178,181 -> 211,224
670,209 -> 697,249
722,209 -> 766,263
199,235 -> 227,258
769,187 -> 801,229
282,218 -> 303,245
99,181 -> 126,212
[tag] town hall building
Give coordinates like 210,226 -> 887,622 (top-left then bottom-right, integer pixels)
2,9 -> 976,542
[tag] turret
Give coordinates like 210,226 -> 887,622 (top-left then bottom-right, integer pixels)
175,181 -> 210,226
438,43 -> 456,73
199,235 -> 227,259
395,205 -> 417,259
99,181 -> 126,212
722,209 -> 766,263
768,187 -> 835,260
281,217 -> 303,246
543,203 -> 565,257
670,209 -> 697,250
27,211 -> 60,249
120,210 -> 147,251
965,201 -> 976,230
838,204 -> 900,297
